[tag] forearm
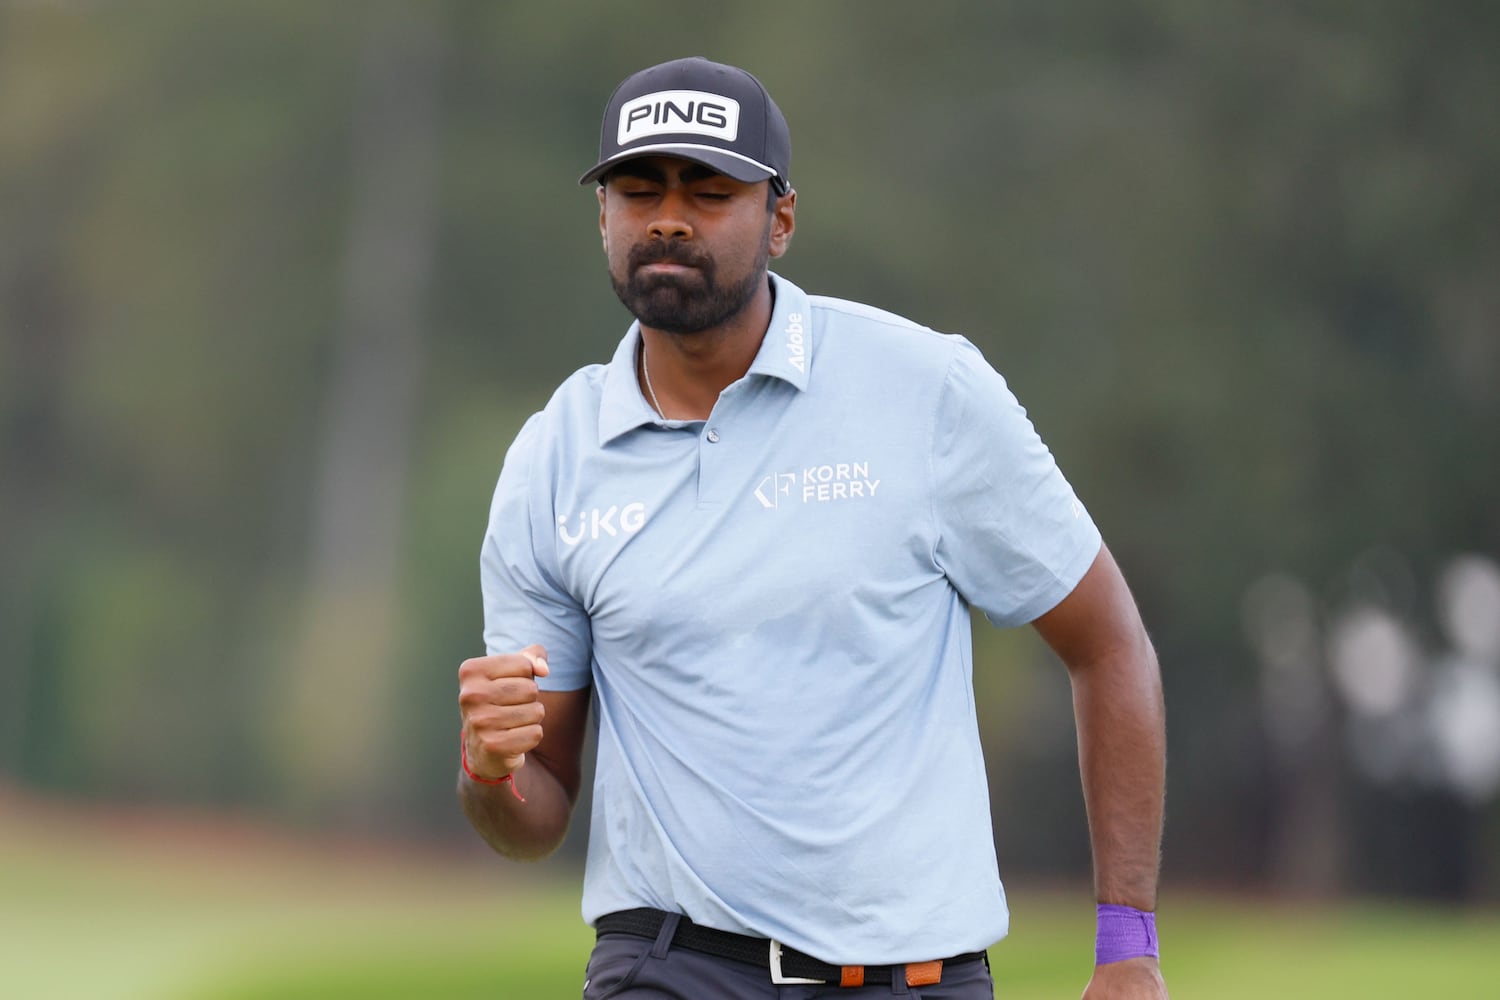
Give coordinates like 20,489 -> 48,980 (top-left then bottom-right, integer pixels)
1068,636 -> 1166,909
458,758 -> 575,861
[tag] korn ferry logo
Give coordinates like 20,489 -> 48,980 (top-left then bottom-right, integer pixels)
754,461 -> 881,509
557,502 -> 647,546
753,473 -> 797,508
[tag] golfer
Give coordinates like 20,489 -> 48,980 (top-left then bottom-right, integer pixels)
458,56 -> 1169,999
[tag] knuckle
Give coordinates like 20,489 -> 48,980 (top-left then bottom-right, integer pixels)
500,704 -> 540,729
458,656 -> 499,681
494,678 -> 538,705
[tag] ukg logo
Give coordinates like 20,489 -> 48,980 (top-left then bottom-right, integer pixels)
557,503 -> 647,546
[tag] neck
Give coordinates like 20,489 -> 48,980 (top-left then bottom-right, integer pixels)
638,274 -> 773,421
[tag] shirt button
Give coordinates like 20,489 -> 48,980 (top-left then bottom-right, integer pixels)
706,429 -> 721,443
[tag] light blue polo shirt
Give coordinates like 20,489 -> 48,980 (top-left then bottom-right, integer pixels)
481,272 -> 1101,965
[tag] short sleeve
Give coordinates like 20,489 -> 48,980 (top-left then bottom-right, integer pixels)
931,340 -> 1102,627
480,413 -> 593,690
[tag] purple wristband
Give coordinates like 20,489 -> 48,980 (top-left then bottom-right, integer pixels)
1095,903 -> 1159,965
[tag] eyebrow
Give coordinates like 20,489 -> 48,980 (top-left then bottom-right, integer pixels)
607,162 -> 727,185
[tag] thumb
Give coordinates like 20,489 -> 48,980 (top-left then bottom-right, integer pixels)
520,643 -> 550,678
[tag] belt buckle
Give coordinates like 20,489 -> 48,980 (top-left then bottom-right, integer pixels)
769,940 -> 825,985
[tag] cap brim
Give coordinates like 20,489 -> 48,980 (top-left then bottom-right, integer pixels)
579,143 -> 777,186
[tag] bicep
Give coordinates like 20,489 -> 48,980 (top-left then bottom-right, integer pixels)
1030,544 -> 1152,671
532,687 -> 592,803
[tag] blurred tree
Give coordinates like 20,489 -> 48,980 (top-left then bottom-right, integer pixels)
268,0 -> 445,821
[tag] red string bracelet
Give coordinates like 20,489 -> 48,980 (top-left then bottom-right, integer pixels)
461,735 -> 525,802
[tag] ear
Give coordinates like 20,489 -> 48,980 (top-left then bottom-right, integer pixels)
597,186 -> 608,252
768,189 -> 796,258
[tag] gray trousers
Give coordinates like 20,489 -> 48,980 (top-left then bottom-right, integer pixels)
581,918 -> 996,1000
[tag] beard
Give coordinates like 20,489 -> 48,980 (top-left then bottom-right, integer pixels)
610,228 -> 770,335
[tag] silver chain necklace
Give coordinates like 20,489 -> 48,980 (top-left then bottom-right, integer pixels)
641,343 -> 673,420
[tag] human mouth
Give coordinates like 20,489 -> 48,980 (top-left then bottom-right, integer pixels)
638,261 -> 698,275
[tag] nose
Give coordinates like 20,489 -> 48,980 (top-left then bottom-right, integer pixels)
648,188 -> 693,242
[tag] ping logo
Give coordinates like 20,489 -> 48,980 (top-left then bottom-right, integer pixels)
618,90 -> 740,145
557,503 -> 647,546
784,311 -> 806,373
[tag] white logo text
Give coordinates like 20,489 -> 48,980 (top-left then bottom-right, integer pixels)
618,90 -> 740,145
753,461 -> 881,509
785,311 -> 806,373
557,503 -> 647,546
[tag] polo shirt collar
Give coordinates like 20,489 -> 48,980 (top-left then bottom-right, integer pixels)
597,322 -> 654,446
597,271 -> 814,447
746,272 -> 813,391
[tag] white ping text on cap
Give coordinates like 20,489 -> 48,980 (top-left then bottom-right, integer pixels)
618,90 -> 740,146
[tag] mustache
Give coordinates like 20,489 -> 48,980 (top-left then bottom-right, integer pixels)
628,239 -> 712,271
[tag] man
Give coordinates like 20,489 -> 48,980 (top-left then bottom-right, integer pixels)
459,56 -> 1168,999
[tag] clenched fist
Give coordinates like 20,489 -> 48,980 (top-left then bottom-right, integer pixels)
458,644 -> 550,782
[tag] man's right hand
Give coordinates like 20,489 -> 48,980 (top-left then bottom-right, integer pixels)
458,645 -> 550,782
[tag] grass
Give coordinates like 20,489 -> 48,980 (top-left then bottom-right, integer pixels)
2,795 -> 1497,999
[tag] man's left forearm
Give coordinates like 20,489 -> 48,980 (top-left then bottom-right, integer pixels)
1067,637 -> 1166,909
1031,545 -> 1167,909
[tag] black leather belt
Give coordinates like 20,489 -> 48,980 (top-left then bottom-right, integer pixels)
595,907 -> 986,987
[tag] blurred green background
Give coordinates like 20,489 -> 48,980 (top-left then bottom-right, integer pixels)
3,1 -> 1499,997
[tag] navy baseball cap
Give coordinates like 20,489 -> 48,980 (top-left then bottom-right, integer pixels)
579,57 -> 791,194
